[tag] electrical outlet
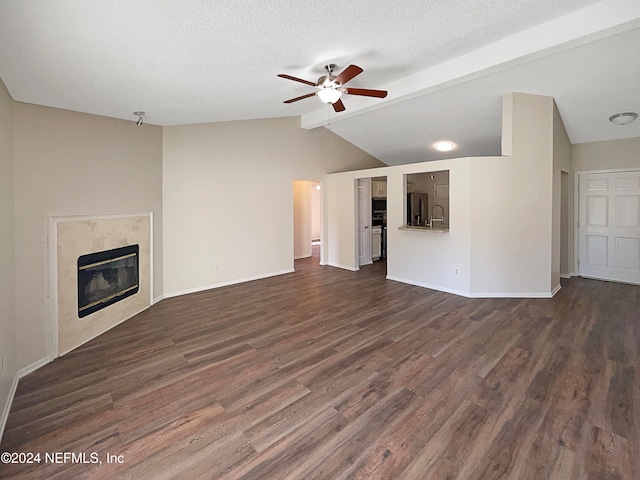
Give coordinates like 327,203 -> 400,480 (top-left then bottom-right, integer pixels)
196,266 -> 202,273
215,264 -> 220,270
455,267 -> 459,275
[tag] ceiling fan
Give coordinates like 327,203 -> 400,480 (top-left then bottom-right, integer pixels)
278,64 -> 387,112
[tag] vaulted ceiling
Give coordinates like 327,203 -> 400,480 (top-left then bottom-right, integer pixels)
1,0 -> 639,165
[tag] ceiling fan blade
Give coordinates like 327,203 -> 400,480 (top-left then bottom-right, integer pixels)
277,74 -> 317,87
345,88 -> 388,98
332,99 -> 346,113
334,65 -> 363,85
283,92 -> 317,103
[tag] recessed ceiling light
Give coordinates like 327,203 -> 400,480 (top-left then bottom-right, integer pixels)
608,112 -> 638,126
434,141 -> 456,152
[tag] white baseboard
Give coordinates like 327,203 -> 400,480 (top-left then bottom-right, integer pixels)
560,273 -> 572,279
153,294 -> 165,304
467,290 -> 555,298
1,356 -> 52,444
386,275 -> 557,298
386,275 -> 471,297
328,262 -> 359,272
164,269 -> 295,299
577,274 -> 640,286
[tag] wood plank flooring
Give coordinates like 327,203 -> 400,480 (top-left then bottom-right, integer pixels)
1,252 -> 639,479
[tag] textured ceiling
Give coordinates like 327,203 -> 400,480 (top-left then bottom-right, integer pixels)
1,0 -> 639,165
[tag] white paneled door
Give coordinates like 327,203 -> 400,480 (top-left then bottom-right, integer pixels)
578,170 -> 640,284
357,179 -> 371,267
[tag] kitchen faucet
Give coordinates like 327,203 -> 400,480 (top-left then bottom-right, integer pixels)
430,204 -> 445,227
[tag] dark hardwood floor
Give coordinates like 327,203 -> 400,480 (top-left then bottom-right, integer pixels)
1,250 -> 639,479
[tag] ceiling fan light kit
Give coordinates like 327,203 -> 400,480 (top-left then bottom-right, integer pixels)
278,64 -> 387,113
317,87 -> 343,104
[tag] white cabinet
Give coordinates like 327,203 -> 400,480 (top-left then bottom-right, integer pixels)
372,181 -> 387,198
371,226 -> 382,260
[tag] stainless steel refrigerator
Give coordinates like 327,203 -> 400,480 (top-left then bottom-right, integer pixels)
407,193 -> 428,226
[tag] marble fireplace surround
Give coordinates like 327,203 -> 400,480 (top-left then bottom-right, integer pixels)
49,213 -> 153,357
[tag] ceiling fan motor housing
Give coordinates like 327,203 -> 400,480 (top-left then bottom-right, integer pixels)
317,75 -> 337,87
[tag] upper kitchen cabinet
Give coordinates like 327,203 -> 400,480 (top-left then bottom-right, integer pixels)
372,179 -> 387,198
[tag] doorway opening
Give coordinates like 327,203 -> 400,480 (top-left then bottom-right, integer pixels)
560,170 -> 570,277
293,180 -> 323,265
356,176 -> 387,275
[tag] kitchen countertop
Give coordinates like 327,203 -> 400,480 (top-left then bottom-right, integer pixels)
398,225 -> 449,233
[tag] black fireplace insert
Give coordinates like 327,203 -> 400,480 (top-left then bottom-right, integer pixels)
77,244 -> 139,318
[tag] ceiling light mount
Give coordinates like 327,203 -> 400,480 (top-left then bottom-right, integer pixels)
324,64 -> 337,75
608,112 -> 638,126
133,111 -> 145,126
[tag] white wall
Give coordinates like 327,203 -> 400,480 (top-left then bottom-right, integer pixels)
162,117 -> 382,296
12,103 -> 163,368
326,175 -> 359,271
389,161 -> 471,295
0,78 -> 16,437
326,159 -> 472,295
469,157 -> 551,296
327,93 -> 558,298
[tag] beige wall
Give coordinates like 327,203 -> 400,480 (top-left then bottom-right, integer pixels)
552,102 -> 572,285
311,184 -> 321,241
293,180 -> 312,259
162,117 -> 382,296
12,103 -> 163,368
0,79 -> 16,431
572,137 -> 640,172
470,93 -> 555,296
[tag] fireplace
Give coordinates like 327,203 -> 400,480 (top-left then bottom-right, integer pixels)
77,244 -> 139,318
